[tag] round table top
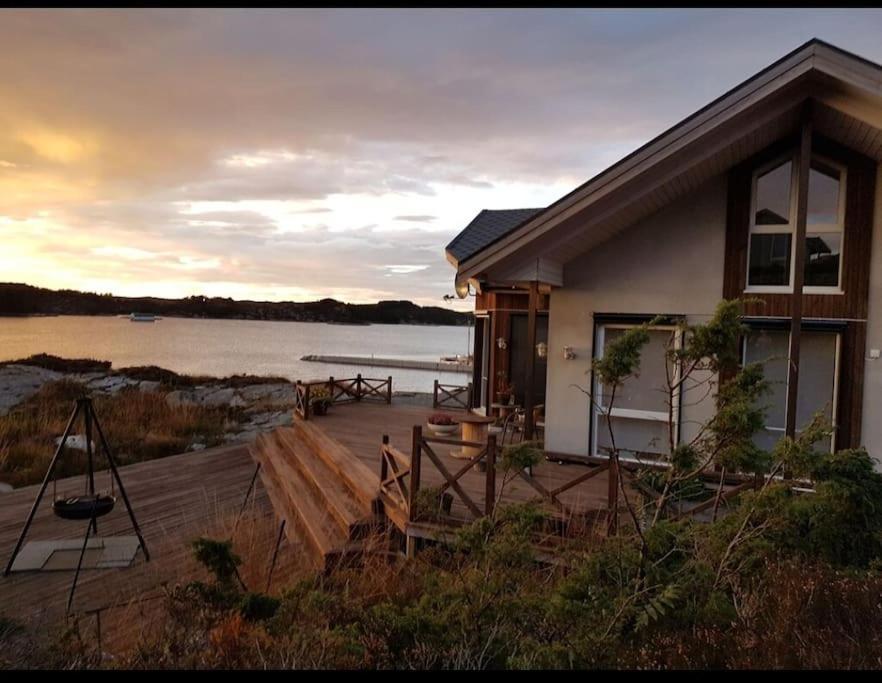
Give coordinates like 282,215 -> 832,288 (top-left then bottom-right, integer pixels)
457,413 -> 497,425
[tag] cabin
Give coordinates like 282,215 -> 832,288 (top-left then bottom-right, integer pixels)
447,39 -> 882,467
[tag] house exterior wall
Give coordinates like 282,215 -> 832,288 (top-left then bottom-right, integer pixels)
544,175 -> 728,457
861,163 -> 882,464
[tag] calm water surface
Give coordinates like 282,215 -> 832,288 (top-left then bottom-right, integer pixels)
0,316 -> 471,392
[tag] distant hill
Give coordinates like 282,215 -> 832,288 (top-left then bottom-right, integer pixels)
0,283 -> 472,326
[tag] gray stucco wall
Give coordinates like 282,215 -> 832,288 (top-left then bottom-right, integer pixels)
544,175 -> 728,457
861,163 -> 882,464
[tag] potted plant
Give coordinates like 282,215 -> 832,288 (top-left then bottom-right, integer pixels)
309,385 -> 333,416
426,413 -> 460,436
496,374 -> 514,405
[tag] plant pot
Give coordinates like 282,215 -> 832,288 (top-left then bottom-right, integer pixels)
311,401 -> 330,416
427,422 -> 459,436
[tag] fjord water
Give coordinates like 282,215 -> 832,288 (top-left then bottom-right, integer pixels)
0,316 -> 471,392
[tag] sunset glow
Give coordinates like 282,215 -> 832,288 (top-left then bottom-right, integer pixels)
3,9 -> 882,308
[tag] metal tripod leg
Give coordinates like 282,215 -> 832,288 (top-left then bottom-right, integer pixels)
91,408 -> 150,561
3,401 -> 81,576
265,519 -> 286,592
67,501 -> 97,614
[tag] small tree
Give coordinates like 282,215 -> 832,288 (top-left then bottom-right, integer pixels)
577,299 -> 800,537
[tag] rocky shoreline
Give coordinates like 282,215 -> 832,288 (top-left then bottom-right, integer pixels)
0,362 -> 433,455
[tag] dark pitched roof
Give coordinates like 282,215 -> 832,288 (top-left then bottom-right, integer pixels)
446,208 -> 544,264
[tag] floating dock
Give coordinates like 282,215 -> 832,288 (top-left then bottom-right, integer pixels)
301,354 -> 471,373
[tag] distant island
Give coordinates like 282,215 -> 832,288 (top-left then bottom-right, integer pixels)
0,283 -> 472,326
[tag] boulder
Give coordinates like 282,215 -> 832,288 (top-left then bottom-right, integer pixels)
166,390 -> 198,408
55,434 -> 96,452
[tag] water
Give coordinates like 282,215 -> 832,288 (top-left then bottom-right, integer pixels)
0,316 -> 472,393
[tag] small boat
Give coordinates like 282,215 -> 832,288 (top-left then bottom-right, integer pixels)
129,312 -> 157,322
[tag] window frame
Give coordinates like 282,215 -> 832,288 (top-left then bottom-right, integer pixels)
745,152 -> 847,295
591,321 -> 683,464
740,323 -> 841,454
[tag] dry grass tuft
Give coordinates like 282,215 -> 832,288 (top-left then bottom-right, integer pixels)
0,379 -> 230,487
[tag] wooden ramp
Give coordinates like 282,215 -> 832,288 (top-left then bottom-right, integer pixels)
250,422 -> 382,571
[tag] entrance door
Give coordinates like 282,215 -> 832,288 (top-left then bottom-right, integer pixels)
509,314 -> 548,407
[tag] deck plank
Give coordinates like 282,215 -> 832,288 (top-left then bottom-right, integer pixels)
0,442 -> 308,650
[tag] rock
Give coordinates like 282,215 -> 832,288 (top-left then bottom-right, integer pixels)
229,394 -> 248,408
86,375 -> 133,394
190,442 -> 206,451
223,429 -> 260,444
55,434 -> 95,452
137,380 -> 161,393
0,364 -> 64,416
166,390 -> 198,408
0,482 -> 13,494
196,387 -> 236,407
238,382 -> 296,403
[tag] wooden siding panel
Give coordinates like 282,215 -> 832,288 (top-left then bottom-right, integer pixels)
724,133 -> 876,321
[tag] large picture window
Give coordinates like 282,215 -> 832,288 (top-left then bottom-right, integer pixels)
742,327 -> 840,452
592,323 -> 682,462
746,154 -> 845,292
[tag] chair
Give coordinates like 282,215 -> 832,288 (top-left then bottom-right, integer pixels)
500,408 -> 524,446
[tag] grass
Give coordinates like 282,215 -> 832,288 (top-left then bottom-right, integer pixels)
0,379 -> 232,488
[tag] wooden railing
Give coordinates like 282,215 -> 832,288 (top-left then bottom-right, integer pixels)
379,426 -> 497,525
378,425 -> 769,539
295,374 -> 393,420
432,380 -> 473,411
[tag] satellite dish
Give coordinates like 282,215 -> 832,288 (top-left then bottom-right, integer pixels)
455,280 -> 470,299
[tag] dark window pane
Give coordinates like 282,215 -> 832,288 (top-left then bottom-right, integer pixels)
755,161 -> 792,225
745,330 -> 837,453
748,233 -> 792,286
808,160 -> 841,226
805,233 -> 841,287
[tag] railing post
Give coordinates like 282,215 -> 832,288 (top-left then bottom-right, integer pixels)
329,376 -> 335,404
607,454 -> 618,536
408,425 -> 422,522
356,373 -> 363,401
485,434 -> 496,517
387,376 -> 393,404
433,379 -> 439,409
467,382 -> 473,410
303,383 -> 311,420
380,434 -> 389,483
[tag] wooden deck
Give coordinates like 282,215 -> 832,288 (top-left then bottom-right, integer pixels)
313,400 -> 624,525
0,443 -> 307,651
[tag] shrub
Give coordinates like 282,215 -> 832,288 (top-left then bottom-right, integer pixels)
0,354 -> 111,374
427,413 -> 458,426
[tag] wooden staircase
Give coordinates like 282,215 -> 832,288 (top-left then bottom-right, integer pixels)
250,421 -> 382,571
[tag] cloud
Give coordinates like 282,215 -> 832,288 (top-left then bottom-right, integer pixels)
3,8 -> 882,307
394,215 -> 436,223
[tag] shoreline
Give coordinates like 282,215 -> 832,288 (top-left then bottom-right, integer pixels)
0,312 -> 471,328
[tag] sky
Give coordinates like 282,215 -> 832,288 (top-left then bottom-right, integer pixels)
3,9 -> 882,310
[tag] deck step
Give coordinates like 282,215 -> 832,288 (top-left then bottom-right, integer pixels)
273,428 -> 377,538
251,434 -> 349,568
250,435 -> 322,570
295,420 -> 381,512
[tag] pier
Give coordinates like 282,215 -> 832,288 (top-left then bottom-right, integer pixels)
301,354 -> 471,373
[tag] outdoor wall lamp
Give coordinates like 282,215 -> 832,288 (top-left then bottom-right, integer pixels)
496,337 -> 507,350
563,345 -> 576,360
536,341 -> 548,359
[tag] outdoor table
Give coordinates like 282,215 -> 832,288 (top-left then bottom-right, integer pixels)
452,413 -> 496,460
